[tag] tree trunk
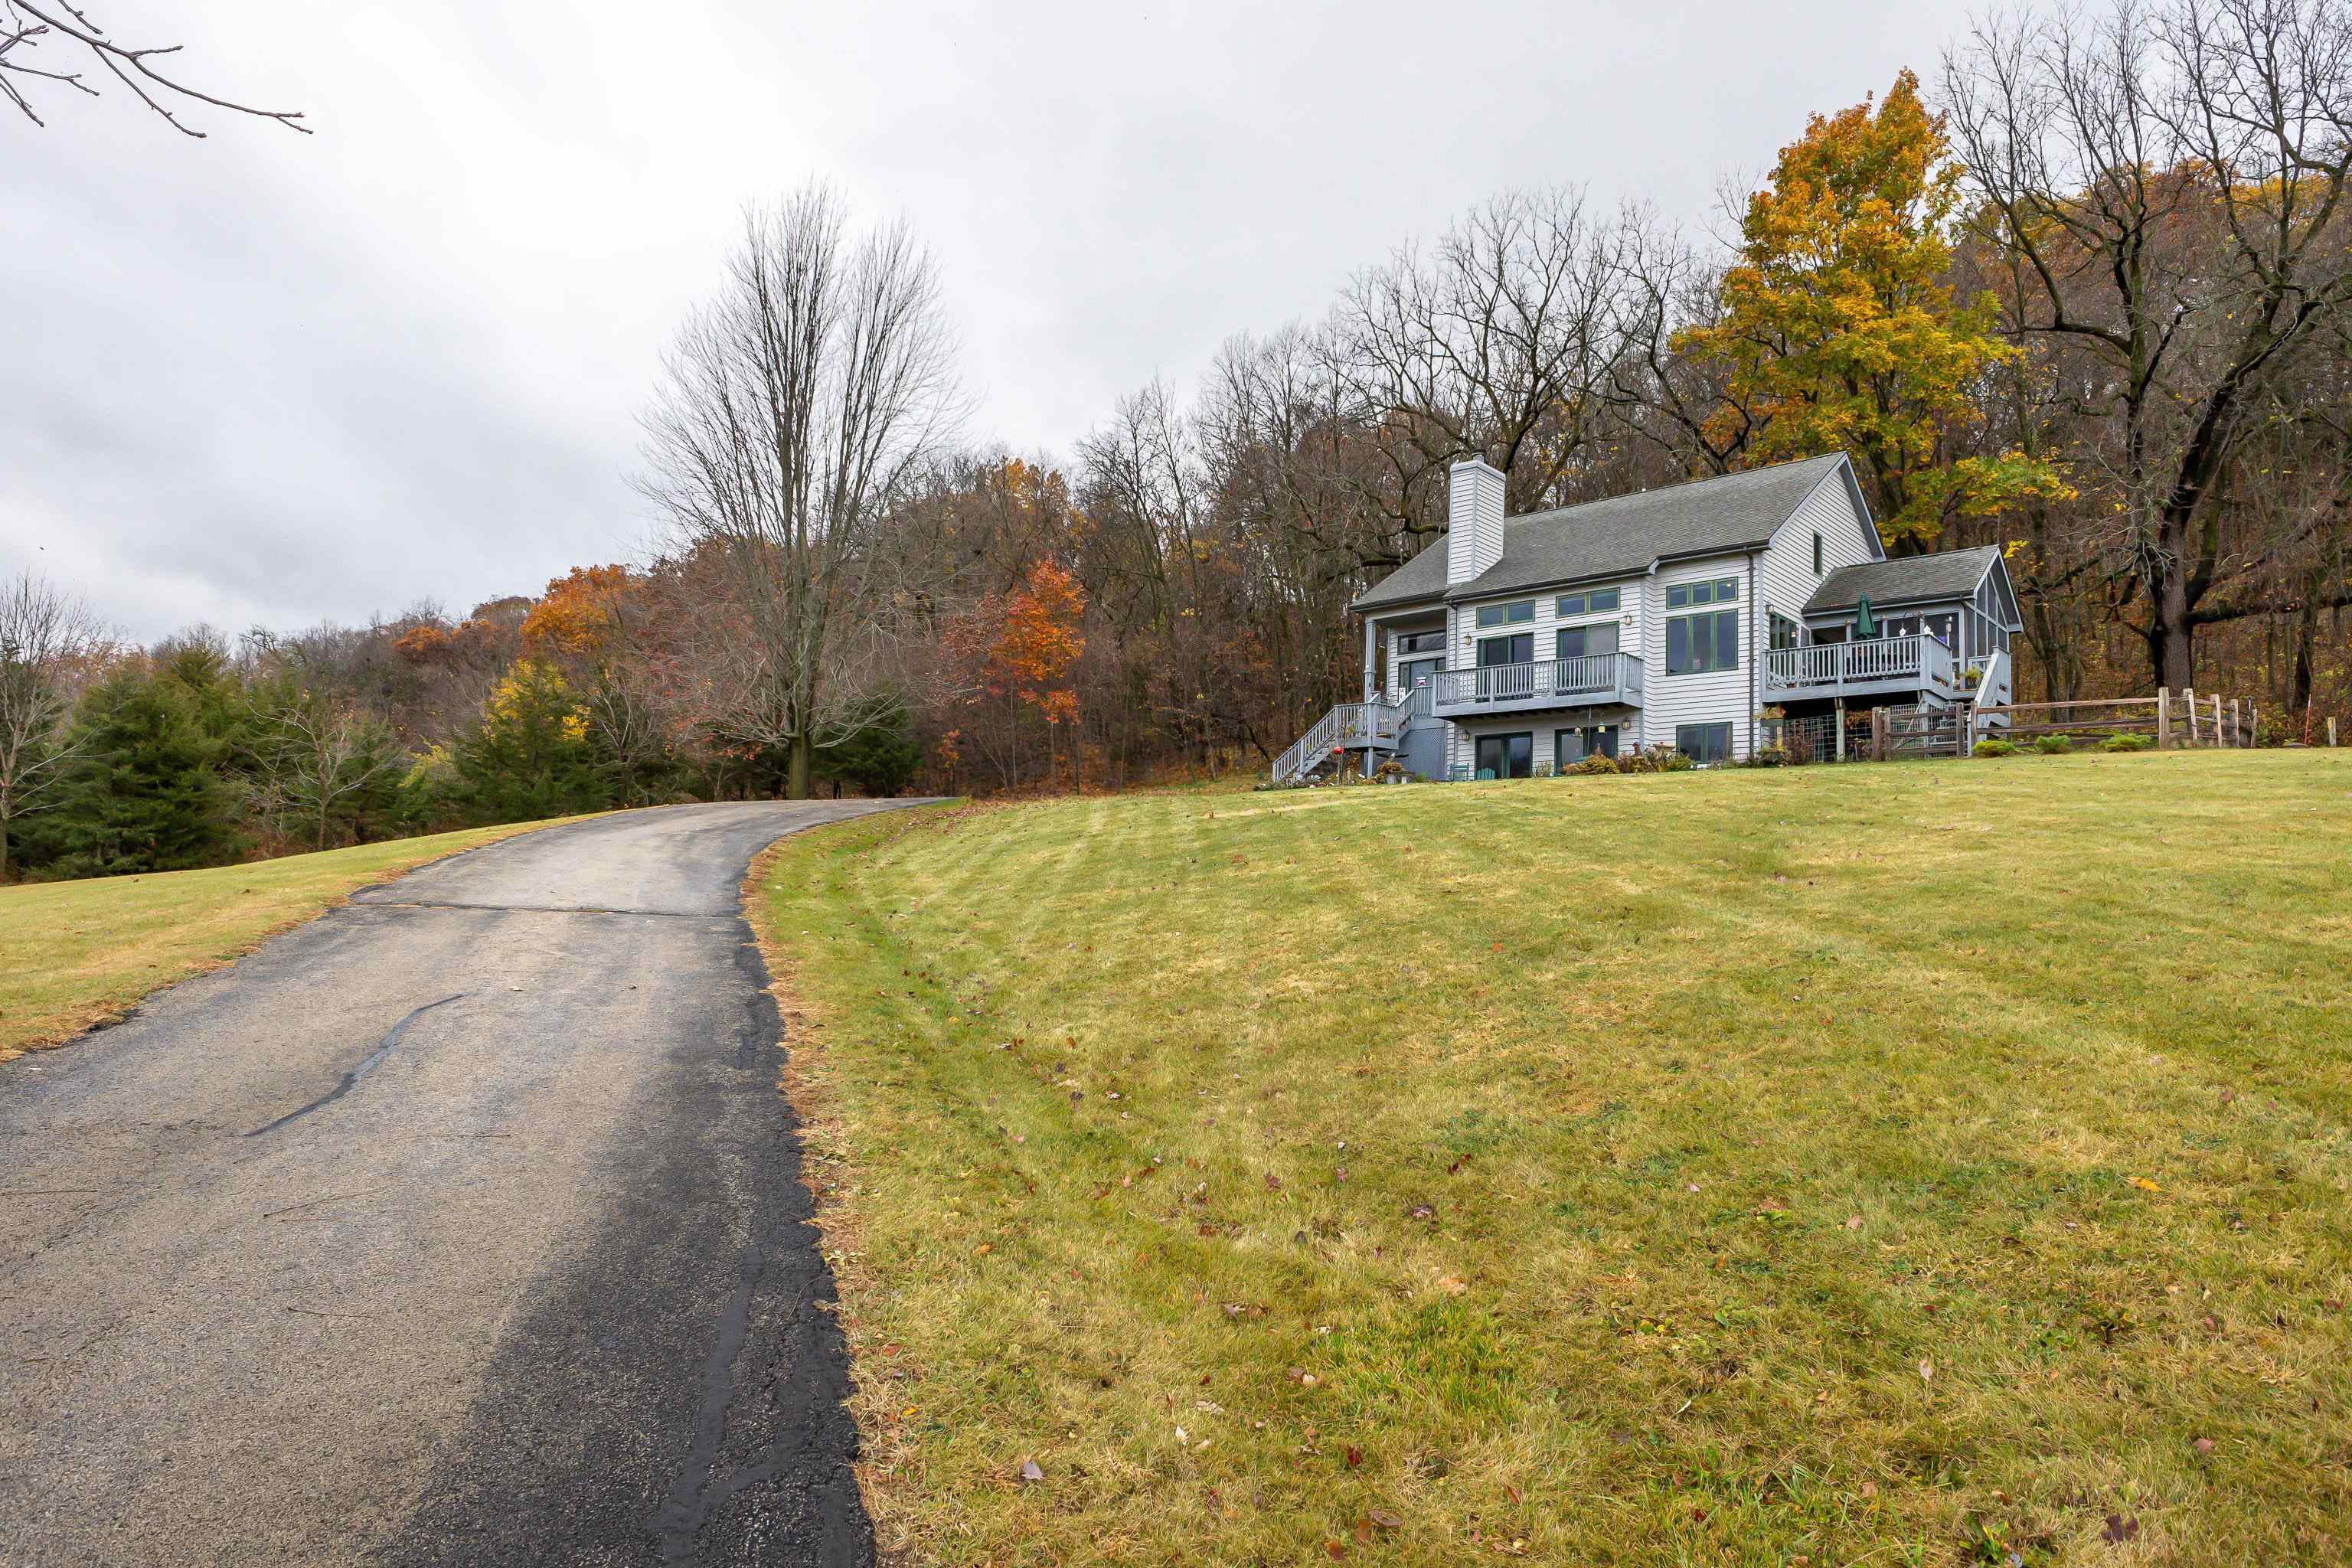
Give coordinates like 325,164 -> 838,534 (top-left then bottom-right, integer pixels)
786,730 -> 814,800
1,817 -> 10,883
2292,592 -> 2318,733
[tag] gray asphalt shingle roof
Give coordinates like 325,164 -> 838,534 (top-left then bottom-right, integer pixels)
1350,453 -> 1854,612
1805,546 -> 2001,612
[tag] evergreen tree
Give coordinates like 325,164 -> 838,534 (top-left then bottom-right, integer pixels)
46,671 -> 238,875
815,694 -> 922,798
452,659 -> 616,822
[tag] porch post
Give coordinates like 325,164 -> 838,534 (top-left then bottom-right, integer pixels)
1363,616 -> 1379,702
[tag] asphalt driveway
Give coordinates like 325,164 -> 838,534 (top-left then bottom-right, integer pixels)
0,802 -> 912,1566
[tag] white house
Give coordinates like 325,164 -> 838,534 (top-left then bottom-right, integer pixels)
1269,452 -> 2023,782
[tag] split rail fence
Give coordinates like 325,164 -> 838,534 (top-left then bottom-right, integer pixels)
1971,688 -> 2258,750
1762,688 -> 2271,765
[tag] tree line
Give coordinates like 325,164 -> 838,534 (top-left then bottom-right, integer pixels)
5,0 -> 2347,882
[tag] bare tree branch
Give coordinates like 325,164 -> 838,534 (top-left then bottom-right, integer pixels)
1,1 -> 305,135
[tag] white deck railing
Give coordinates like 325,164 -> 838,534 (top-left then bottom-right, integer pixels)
1762,634 -> 1955,697
1269,694 -> 1413,783
1431,653 -> 1645,711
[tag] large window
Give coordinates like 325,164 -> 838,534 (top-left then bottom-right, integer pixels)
1666,609 -> 1740,675
1556,622 -> 1619,661
1475,600 -> 1535,629
1813,533 -> 1824,574
1556,586 -> 1621,616
1555,725 -> 1619,769
1769,612 -> 1802,651
1474,732 -> 1534,779
1396,629 -> 1446,655
1674,723 -> 1733,765
1477,632 -> 1534,668
1666,577 -> 1738,609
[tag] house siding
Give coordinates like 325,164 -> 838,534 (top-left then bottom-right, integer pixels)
1443,579 -> 1642,776
1642,554 -> 1757,758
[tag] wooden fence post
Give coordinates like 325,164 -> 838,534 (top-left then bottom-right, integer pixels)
2187,688 -> 2200,746
1871,705 -> 1890,762
2158,687 -> 2171,749
2331,717 -> 2340,748
2213,692 -> 2224,746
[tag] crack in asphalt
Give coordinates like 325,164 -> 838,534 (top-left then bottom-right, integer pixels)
242,995 -> 466,1138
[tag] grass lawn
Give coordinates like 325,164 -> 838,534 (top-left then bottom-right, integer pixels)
0,817 -> 588,1063
753,750 -> 2352,1567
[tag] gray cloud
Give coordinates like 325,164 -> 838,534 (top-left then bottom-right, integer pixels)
5,0 -> 1986,642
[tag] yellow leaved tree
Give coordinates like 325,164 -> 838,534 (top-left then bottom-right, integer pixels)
1677,70 -> 2067,552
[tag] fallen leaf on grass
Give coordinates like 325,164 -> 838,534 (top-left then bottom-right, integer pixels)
2131,1176 -> 2164,1193
1917,1360 -> 1934,1382
1018,1458 -> 1045,1484
2102,1514 -> 2140,1544
1435,1274 -> 1468,1296
1345,1445 -> 1362,1469
1844,1215 -> 1863,1230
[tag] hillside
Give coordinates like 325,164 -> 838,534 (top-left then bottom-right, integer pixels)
756,751 -> 2352,1567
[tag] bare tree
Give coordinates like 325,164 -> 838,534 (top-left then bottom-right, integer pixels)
1,2 -> 305,135
639,185 -> 959,798
244,691 -> 403,852
1944,0 -> 2352,689
0,570 -> 103,879
1329,185 -> 1632,558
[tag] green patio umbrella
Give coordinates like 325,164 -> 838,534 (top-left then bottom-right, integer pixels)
1855,595 -> 1877,639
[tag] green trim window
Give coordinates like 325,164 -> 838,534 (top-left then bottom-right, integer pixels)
1665,577 -> 1738,609
1665,609 -> 1739,675
1475,599 -> 1535,628
1555,724 -> 1619,769
1556,622 -> 1619,660
1769,612 -> 1802,651
1474,732 -> 1534,780
1674,723 -> 1733,765
1477,632 -> 1534,668
1555,586 -> 1621,616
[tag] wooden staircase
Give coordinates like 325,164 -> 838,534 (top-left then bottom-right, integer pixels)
1269,695 -> 1414,785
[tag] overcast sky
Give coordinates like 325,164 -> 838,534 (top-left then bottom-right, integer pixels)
7,0 -> 1991,643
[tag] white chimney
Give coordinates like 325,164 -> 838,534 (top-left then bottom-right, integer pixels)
1446,458 -> 1506,587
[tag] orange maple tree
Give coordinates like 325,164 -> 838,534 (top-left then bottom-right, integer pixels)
520,564 -> 632,658
944,560 -> 1088,787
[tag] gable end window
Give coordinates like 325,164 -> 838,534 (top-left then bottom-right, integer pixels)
1475,599 -> 1535,628
1665,577 -> 1739,609
1556,586 -> 1621,616
1666,609 -> 1740,675
1812,532 -> 1824,574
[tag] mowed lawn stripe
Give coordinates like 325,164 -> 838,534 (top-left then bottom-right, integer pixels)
757,753 -> 2352,1567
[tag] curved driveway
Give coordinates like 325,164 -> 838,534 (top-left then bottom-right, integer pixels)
0,802 -> 910,1566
